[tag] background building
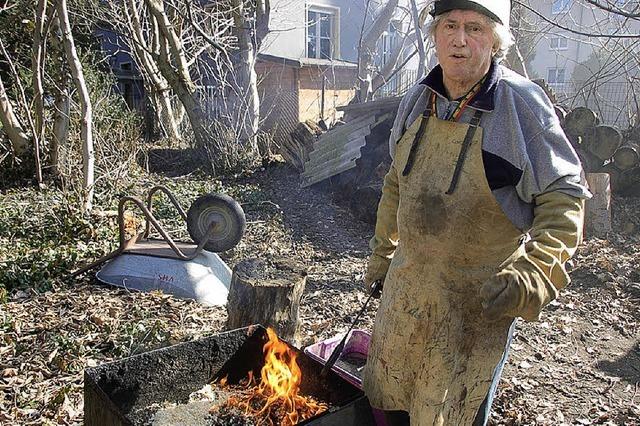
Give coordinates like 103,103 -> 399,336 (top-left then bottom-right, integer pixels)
524,0 -> 640,127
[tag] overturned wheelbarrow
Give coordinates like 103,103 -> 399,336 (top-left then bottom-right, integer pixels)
71,186 -> 246,306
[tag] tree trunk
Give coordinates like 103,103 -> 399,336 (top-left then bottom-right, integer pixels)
371,32 -> 417,94
49,15 -> 69,178
232,42 -> 260,149
0,76 -> 30,156
154,45 -> 208,148
612,142 -> 639,170
51,87 -> 70,177
145,0 -> 208,148
563,106 -> 598,138
408,0 -> 426,79
357,0 -> 399,102
226,258 -> 306,344
31,0 -> 47,185
125,0 -> 180,142
583,125 -> 623,162
232,0 -> 268,147
57,0 -> 94,212
507,42 -> 530,78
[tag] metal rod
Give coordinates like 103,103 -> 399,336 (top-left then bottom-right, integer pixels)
320,280 -> 381,377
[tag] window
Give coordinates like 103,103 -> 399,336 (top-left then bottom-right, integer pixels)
552,0 -> 571,14
380,21 -> 401,66
307,8 -> 336,59
120,61 -> 132,71
549,35 -> 568,50
547,68 -> 566,84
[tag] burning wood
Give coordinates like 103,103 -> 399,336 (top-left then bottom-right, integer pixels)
210,328 -> 329,425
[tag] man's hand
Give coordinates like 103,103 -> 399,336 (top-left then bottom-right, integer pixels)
364,253 -> 390,296
368,280 -> 383,299
480,269 -> 522,321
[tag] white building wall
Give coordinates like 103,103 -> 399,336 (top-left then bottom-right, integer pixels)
525,0 -> 640,126
261,0 -> 370,62
261,0 -> 428,65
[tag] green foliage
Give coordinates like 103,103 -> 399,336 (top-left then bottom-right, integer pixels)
0,188 -> 108,297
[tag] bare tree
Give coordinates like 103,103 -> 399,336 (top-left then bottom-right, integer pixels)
514,0 -> 640,127
0,75 -> 30,155
57,0 -> 95,212
0,37 -> 38,162
229,0 -> 270,149
31,0 -> 49,186
358,0 -> 400,102
123,0 -> 182,141
408,0 -> 427,79
49,14 -> 70,177
356,0 -> 430,102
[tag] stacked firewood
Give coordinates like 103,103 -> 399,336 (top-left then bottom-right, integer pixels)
561,106 -> 640,196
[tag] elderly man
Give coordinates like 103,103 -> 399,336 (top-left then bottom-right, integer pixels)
362,0 -> 591,425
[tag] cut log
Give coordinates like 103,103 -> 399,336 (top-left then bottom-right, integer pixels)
566,133 -> 582,152
226,258 -> 306,343
577,148 -> 604,173
563,107 -> 597,137
612,142 -> 639,171
599,162 -> 622,192
584,173 -> 612,238
583,125 -> 623,161
617,166 -> 640,197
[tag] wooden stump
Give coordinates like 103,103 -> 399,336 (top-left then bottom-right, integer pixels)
226,258 -> 307,343
564,107 -> 598,138
584,125 -> 623,162
585,173 -> 612,238
613,142 -> 639,170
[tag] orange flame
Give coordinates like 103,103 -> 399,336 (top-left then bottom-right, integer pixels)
256,328 -> 304,424
213,327 -> 327,425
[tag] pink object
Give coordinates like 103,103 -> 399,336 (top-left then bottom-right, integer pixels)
305,330 -> 387,426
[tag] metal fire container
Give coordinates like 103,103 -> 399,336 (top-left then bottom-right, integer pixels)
84,325 -> 376,425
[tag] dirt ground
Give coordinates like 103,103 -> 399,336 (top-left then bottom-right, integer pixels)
1,162 -> 639,425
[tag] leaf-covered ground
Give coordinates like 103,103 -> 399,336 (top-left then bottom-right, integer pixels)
1,162 -> 638,425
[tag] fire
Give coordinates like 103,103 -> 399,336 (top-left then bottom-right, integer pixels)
212,327 -> 328,425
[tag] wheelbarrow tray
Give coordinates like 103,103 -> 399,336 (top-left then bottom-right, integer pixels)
96,238 -> 232,306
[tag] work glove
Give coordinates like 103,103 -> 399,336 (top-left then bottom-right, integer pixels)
364,255 -> 390,298
364,163 -> 400,297
480,191 -> 585,322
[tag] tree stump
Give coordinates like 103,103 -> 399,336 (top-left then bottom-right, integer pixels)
584,125 -> 623,162
563,106 -> 598,138
226,258 -> 307,343
612,142 -> 639,171
584,173 -> 612,238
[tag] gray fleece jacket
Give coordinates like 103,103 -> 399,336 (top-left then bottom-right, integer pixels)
389,61 -> 591,231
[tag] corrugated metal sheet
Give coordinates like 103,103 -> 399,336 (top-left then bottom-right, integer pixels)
300,112 -> 392,188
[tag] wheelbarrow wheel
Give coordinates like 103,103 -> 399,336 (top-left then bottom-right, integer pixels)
187,193 -> 246,252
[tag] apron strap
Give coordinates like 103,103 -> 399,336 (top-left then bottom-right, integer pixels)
445,109 -> 483,195
401,102 -> 433,177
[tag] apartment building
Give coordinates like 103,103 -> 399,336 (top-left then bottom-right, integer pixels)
524,0 -> 640,126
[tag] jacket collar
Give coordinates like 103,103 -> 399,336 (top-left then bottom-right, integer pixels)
420,60 -> 501,111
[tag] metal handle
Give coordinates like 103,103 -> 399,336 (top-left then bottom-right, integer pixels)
320,280 -> 382,377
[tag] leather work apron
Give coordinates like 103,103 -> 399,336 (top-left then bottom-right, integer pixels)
363,101 -> 525,425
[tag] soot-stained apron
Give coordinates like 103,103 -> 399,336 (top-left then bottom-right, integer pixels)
363,94 -> 525,425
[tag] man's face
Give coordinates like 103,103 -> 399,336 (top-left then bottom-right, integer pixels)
434,9 -> 496,93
